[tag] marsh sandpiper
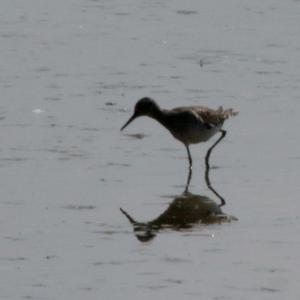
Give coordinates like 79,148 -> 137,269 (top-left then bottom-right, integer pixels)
121,97 -> 237,169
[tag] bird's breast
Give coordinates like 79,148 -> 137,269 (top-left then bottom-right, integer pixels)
171,123 -> 222,145
156,111 -> 223,145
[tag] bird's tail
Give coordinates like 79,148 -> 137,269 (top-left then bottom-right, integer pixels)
217,106 -> 239,119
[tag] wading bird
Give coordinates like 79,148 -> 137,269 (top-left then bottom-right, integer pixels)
121,97 -> 237,169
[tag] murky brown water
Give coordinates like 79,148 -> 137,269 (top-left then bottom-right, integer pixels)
1,0 -> 300,299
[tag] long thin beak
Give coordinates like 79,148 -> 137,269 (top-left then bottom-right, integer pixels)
120,113 -> 137,131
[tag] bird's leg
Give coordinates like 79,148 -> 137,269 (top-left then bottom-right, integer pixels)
205,129 -> 227,207
185,144 -> 193,170
183,145 -> 192,194
205,129 -> 226,171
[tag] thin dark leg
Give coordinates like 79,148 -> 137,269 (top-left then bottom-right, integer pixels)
205,130 -> 227,207
185,144 -> 192,170
205,130 -> 226,169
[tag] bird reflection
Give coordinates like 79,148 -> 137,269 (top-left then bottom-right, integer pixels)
121,152 -> 237,242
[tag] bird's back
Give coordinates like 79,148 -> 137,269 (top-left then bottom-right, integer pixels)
172,105 -> 238,127
160,105 -> 237,145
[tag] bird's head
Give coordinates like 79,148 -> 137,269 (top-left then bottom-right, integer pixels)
121,97 -> 160,130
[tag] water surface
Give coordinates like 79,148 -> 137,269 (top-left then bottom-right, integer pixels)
1,0 -> 300,299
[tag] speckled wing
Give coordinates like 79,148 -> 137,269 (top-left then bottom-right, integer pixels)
173,106 -> 238,127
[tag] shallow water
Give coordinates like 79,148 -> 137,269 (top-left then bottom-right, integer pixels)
1,0 -> 300,299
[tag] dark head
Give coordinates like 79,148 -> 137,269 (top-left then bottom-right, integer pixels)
121,97 -> 160,131
120,207 -> 157,242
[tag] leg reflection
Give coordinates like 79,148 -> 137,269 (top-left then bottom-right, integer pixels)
184,168 -> 192,194
204,130 -> 226,207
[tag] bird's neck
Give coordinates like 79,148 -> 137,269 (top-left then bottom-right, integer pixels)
149,108 -> 171,130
